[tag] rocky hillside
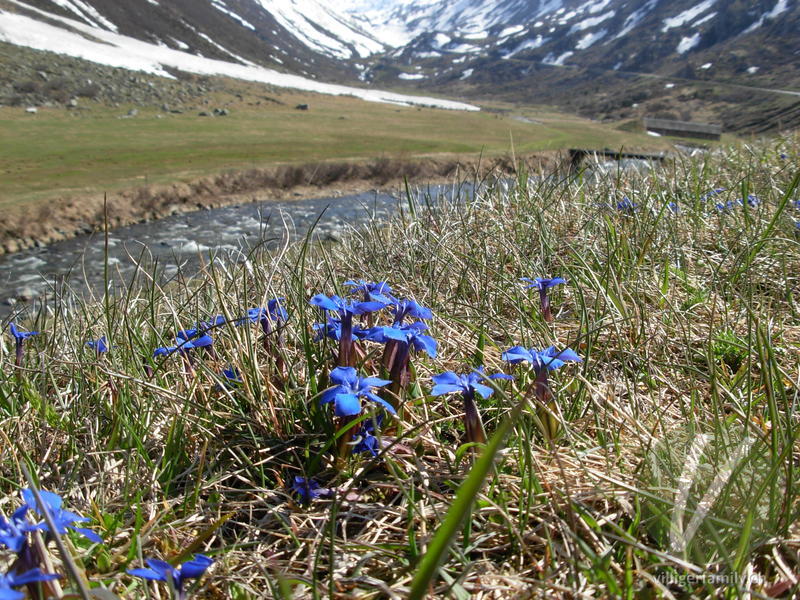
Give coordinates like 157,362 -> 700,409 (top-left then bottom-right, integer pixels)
1,0 -> 798,131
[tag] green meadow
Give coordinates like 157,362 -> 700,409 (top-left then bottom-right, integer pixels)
0,85 -> 671,208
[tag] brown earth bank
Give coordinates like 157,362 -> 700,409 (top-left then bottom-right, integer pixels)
0,152 -> 560,255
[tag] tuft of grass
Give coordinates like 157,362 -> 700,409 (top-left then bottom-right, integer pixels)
0,132 -> 798,598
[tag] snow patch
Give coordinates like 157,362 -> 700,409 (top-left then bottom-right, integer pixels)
570,10 -> 615,33
676,32 -> 701,54
744,0 -> 790,33
210,1 -> 257,31
544,51 -> 574,66
700,62 -> 712,69
398,72 -> 426,80
662,0 -> 716,32
460,68 -> 473,80
251,0 -> 384,59
575,29 -> 606,49
49,0 -> 117,32
502,35 -> 547,59
747,66 -> 759,74
615,0 -> 657,39
499,25 -> 525,37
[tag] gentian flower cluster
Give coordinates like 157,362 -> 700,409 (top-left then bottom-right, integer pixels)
310,293 -> 388,366
0,489 -> 105,600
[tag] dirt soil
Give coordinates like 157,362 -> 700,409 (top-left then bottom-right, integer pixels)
0,152 -> 561,255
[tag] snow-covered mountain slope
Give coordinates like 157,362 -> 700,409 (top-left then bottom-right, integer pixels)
353,0 -> 798,79
0,0 -> 797,129
0,0 -> 478,110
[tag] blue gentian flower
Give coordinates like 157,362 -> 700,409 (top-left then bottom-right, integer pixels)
353,415 -> 383,457
128,554 -> 213,600
616,197 -> 637,213
215,366 -> 242,391
521,278 -> 567,322
780,153 -> 788,160
0,568 -> 60,600
715,200 -> 737,213
198,314 -> 227,331
176,330 -> 213,348
237,300 -> 288,329
291,476 -> 331,503
502,346 -> 582,372
0,506 -> 40,554
344,280 -> 394,303
8,323 -> 39,367
388,297 -> 433,325
742,194 -> 760,207
521,277 -> 566,291
8,323 -> 38,342
309,294 -> 387,317
310,293 -> 388,366
700,188 -> 726,201
153,345 -> 179,357
319,367 -> 393,417
353,432 -> 379,457
667,202 -> 680,214
431,368 -> 513,400
792,200 -> 800,210
86,337 -> 109,353
431,367 -> 513,444
366,322 -> 437,358
21,489 -> 102,544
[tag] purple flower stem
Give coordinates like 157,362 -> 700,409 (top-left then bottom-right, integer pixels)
463,391 -> 487,444
534,369 -> 559,442
385,341 -> 410,412
337,314 -> 355,367
336,414 -> 359,465
539,288 -> 554,322
15,340 -> 24,367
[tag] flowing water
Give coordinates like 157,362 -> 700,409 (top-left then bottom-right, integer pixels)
0,182 -> 474,316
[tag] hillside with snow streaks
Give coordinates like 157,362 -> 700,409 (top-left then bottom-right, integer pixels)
0,2 -> 478,110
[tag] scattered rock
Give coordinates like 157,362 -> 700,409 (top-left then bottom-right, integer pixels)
37,71 -> 48,81
198,111 -> 210,117
67,98 -> 78,108
161,103 -> 170,112
212,108 -> 229,116
5,297 -> 17,307
295,103 -> 309,111
3,240 -> 19,254
127,108 -> 138,117
16,287 -> 40,302
25,107 -> 37,114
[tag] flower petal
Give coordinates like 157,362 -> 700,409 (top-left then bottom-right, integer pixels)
334,393 -> 362,417
431,383 -> 464,396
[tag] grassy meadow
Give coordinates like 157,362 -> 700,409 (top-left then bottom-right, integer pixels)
0,133 -> 798,599
0,83 -> 673,209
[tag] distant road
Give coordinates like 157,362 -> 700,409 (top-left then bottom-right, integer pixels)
504,57 -> 800,98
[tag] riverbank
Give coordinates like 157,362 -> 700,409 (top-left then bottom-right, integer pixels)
0,152 -> 558,255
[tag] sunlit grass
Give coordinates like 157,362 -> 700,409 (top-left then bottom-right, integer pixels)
0,133 -> 798,598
